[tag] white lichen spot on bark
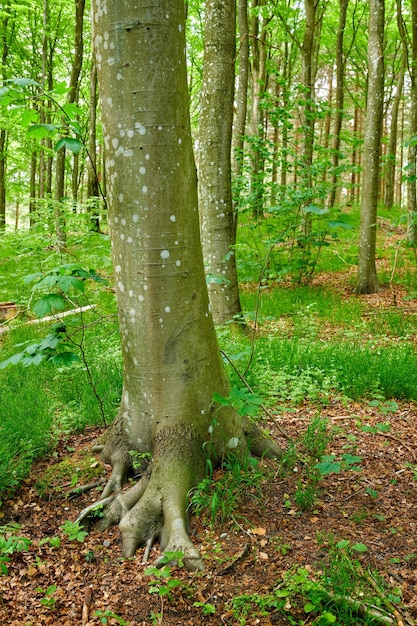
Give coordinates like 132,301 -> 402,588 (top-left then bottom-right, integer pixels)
160,250 -> 170,259
135,122 -> 146,135
117,281 -> 125,292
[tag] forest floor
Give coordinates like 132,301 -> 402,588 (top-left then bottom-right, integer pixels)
1,281 -> 417,625
0,400 -> 416,626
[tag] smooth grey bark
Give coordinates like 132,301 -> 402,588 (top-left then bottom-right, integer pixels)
87,57 -> 100,232
356,0 -> 384,294
54,0 -> 85,245
407,0 -> 417,241
328,0 -> 349,209
384,0 -> 406,210
249,0 -> 270,218
0,1 -> 12,230
300,0 -> 325,237
198,0 -> 243,325
87,0 -> 281,570
231,0 -> 249,210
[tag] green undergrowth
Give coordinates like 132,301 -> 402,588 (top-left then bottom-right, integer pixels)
0,228 -> 122,500
1,217 -> 417,502
228,537 -> 403,625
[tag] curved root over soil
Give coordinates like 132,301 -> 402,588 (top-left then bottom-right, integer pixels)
76,420 -> 283,572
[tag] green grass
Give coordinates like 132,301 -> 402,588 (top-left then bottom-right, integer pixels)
0,227 -> 122,498
1,204 -> 417,498
0,361 -> 54,496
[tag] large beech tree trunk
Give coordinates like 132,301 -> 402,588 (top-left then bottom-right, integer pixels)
356,0 -> 385,294
89,0 -> 280,571
198,0 -> 243,325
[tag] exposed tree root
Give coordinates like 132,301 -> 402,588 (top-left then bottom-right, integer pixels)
76,419 -> 282,572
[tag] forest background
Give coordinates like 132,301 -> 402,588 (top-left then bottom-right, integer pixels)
0,0 -> 417,625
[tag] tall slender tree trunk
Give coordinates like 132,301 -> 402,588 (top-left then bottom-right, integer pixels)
87,57 -> 101,232
356,0 -> 385,294
328,0 -> 349,209
407,0 -> 417,241
0,2 -> 11,230
231,0 -> 249,216
249,0 -> 269,219
384,9 -> 405,211
54,0 -> 85,245
86,0 -> 281,570
0,130 -> 6,229
198,0 -> 243,325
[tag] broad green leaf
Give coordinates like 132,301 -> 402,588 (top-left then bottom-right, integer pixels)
0,352 -> 25,369
351,543 -> 367,552
33,294 -> 66,318
54,137 -> 84,154
9,77 -> 41,88
52,81 -> 70,96
62,102 -> 83,118
23,272 -> 43,284
335,540 -> 350,549
303,204 -> 329,215
327,220 -> 353,230
315,455 -> 341,475
22,352 -> 45,366
33,275 -> 60,290
38,333 -> 61,351
21,109 -> 38,127
56,275 -> 85,293
341,454 -> 362,466
50,352 -> 81,366
27,123 -> 58,139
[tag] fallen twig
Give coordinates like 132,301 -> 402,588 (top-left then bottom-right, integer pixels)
62,477 -> 107,500
219,542 -> 251,575
82,584 -> 93,625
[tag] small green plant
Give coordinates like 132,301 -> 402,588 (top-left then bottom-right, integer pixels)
36,584 -> 57,609
144,551 -> 184,600
0,523 -> 32,575
149,610 -> 162,625
280,417 -> 342,510
144,552 -> 184,624
60,520 -> 88,542
193,601 -> 216,615
315,453 -> 362,476
189,454 -> 264,525
129,449 -> 151,471
212,386 -> 264,417
38,536 -> 61,549
94,609 -> 129,625
229,537 -> 402,625
405,462 -> 417,480
360,421 -> 391,434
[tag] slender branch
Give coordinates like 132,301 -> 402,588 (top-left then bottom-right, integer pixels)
221,348 -> 291,440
